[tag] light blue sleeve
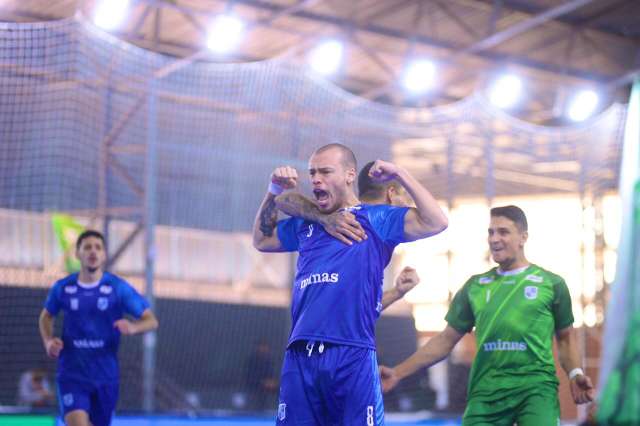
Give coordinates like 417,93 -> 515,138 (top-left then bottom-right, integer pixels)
43,281 -> 63,316
117,281 -> 150,319
367,204 -> 410,246
276,217 -> 302,252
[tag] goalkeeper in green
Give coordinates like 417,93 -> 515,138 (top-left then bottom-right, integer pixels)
379,205 -> 594,425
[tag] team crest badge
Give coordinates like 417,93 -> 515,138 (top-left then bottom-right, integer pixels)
524,286 -> 538,300
99,286 -> 113,294
63,393 -> 74,406
97,297 -> 109,311
278,403 -> 286,421
70,298 -> 79,310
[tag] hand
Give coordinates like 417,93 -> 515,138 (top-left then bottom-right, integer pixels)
395,266 -> 419,296
114,319 -> 138,335
368,160 -> 402,183
570,374 -> 595,404
45,337 -> 64,358
379,365 -> 399,393
271,166 -> 298,190
321,210 -> 367,245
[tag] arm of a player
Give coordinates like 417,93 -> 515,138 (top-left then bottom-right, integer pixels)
253,166 -> 300,252
368,160 -> 447,241
253,192 -> 285,252
275,192 -> 366,245
379,325 -> 463,393
114,309 -> 158,335
381,266 -> 419,311
39,309 -> 63,358
556,326 -> 595,404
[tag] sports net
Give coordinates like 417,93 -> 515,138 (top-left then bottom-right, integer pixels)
0,17 -> 627,420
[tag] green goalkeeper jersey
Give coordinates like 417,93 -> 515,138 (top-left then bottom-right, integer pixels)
445,264 -> 574,402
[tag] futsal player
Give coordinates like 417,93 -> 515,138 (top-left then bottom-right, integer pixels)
379,206 -> 594,425
253,143 -> 447,424
39,230 -> 158,426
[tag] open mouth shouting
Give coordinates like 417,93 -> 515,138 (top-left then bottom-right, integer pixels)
313,189 -> 331,210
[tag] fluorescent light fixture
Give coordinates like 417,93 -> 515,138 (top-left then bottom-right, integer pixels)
488,74 -> 523,109
567,89 -> 599,122
403,60 -> 436,94
308,40 -> 344,75
207,14 -> 245,54
93,0 -> 130,31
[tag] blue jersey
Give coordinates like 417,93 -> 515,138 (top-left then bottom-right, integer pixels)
44,272 -> 149,384
277,204 -> 409,349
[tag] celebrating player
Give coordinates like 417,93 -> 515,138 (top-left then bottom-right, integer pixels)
379,206 -> 594,425
253,143 -> 447,424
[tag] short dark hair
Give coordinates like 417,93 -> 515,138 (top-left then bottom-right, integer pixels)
313,143 -> 357,170
76,230 -> 105,250
490,205 -> 528,232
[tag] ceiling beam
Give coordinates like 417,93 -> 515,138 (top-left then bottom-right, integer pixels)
459,0 -> 596,55
477,0 -> 636,39
230,0 -> 613,82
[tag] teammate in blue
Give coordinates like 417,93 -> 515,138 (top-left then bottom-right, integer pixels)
38,230 -> 158,426
253,143 -> 447,424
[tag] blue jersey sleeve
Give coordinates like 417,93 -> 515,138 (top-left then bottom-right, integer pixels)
44,281 -> 63,316
277,217 -> 303,252
117,281 -> 150,319
366,205 -> 410,246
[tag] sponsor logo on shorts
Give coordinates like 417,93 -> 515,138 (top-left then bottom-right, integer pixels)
97,297 -> 109,310
299,272 -> 339,289
482,339 -> 527,352
278,403 -> 286,421
99,285 -> 113,294
64,286 -> 77,294
70,298 -> 79,311
524,285 -> 538,300
526,274 -> 543,283
63,393 -> 74,406
478,277 -> 493,284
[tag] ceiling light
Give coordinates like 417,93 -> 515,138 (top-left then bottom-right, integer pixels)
93,0 -> 130,31
568,89 -> 599,122
488,74 -> 523,109
207,14 -> 245,54
308,40 -> 344,75
403,60 -> 436,94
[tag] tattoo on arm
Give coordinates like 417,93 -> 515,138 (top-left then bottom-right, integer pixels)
259,198 -> 278,237
276,193 -> 322,222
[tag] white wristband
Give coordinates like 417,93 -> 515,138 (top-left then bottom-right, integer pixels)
268,181 -> 283,195
569,368 -> 584,380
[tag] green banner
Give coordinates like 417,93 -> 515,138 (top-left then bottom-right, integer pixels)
51,213 -> 84,273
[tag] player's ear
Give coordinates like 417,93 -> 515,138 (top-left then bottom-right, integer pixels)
520,230 -> 528,246
346,167 -> 356,186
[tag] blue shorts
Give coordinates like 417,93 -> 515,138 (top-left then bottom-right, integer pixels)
57,378 -> 118,426
276,341 -> 384,425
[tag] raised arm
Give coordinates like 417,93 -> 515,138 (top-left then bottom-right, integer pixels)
252,166 -> 298,252
556,326 -> 594,404
369,160 -> 448,241
381,266 -> 419,311
379,325 -> 463,392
